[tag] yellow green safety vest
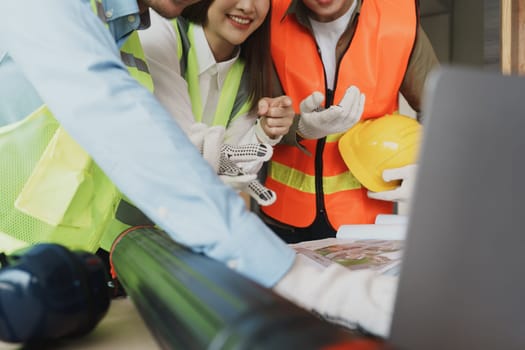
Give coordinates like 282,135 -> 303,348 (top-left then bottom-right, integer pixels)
171,17 -> 251,127
0,0 -> 154,254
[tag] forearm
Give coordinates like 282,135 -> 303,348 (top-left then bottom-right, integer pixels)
274,254 -> 398,337
400,25 -> 440,113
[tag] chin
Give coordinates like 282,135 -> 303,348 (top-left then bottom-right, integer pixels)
153,6 -> 184,19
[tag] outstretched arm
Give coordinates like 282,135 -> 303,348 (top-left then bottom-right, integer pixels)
0,0 -> 294,287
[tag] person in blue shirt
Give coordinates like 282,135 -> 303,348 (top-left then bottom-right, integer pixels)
0,0 -> 398,336
0,0 -> 289,288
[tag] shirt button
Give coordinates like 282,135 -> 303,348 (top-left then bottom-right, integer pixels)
128,15 -> 136,23
227,259 -> 239,270
157,206 -> 168,219
105,9 -> 113,18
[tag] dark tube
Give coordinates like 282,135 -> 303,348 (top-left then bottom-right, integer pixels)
110,227 -> 384,350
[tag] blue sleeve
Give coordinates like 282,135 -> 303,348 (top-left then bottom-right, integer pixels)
0,0 -> 294,287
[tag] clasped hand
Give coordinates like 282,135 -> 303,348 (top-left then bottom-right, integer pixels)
187,123 -> 276,206
218,144 -> 276,206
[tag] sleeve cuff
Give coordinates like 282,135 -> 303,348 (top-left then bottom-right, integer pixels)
206,210 -> 296,288
255,118 -> 283,146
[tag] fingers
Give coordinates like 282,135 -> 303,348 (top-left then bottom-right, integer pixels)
349,92 -> 365,121
257,98 -> 270,116
218,156 -> 245,176
258,95 -> 292,112
260,114 -> 294,136
259,95 -> 295,138
382,168 -> 403,182
257,95 -> 292,118
221,143 -> 273,162
367,189 -> 399,202
338,86 -> 365,123
299,91 -> 325,113
246,180 -> 277,206
381,164 -> 417,182
313,86 -> 364,126
337,86 -> 360,112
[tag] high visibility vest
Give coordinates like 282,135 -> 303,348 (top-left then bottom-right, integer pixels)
0,0 -> 154,253
171,18 -> 251,127
263,0 -> 417,229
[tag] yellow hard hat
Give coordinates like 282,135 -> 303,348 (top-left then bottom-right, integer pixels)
338,114 -> 422,192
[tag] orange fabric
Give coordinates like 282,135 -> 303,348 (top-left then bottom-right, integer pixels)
265,176 -> 317,226
271,142 -> 317,176
323,141 -> 352,176
263,0 -> 417,229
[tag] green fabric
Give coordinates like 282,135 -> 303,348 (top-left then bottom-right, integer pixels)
0,106 -> 120,252
172,19 -> 251,128
0,0 -> 154,252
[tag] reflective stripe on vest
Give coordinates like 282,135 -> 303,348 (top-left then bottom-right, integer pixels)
263,0 -> 417,229
0,1 -> 153,252
171,18 -> 251,128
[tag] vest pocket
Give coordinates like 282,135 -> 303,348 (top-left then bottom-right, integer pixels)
15,127 -> 94,228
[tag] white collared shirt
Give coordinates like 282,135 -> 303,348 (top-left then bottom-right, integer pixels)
139,11 -> 259,147
192,25 -> 240,126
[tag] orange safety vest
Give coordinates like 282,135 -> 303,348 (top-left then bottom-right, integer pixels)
263,0 -> 417,229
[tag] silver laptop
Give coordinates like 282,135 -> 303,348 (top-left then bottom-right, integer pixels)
389,66 -> 525,350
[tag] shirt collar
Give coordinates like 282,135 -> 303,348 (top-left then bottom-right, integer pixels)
102,0 -> 150,46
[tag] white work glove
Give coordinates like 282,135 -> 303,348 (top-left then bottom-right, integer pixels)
274,254 -> 397,337
187,123 -> 224,173
218,143 -> 277,206
367,164 -> 418,203
298,86 -> 365,139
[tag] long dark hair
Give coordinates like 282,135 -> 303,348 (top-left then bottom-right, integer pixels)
181,0 -> 272,112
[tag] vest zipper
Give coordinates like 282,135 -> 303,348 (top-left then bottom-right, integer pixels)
313,43 -> 333,224
314,13 -> 360,230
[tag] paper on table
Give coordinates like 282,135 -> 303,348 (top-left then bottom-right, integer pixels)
292,237 -> 403,276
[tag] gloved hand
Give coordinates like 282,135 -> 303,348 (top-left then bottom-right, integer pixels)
218,143 -> 277,206
367,164 -> 418,203
297,86 -> 365,139
187,123 -> 224,173
274,254 -> 397,337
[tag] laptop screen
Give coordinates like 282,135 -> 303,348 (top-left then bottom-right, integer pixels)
389,67 -> 525,350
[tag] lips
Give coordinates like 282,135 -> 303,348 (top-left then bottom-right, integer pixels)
314,0 -> 334,5
229,15 -> 251,25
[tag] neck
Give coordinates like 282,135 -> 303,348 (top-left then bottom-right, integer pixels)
203,28 -> 237,62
